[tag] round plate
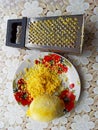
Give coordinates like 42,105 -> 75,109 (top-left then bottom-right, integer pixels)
13,52 -> 81,112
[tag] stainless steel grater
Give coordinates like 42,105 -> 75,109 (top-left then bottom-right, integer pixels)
6,14 -> 84,54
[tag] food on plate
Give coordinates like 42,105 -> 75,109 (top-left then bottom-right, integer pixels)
26,94 -> 65,122
23,64 -> 62,98
13,53 -> 77,122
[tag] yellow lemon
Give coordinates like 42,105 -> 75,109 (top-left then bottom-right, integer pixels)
26,95 -> 64,122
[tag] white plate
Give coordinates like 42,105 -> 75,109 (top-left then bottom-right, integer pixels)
13,52 -> 81,112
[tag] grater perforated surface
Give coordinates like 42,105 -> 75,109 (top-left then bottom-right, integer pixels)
28,16 -> 81,48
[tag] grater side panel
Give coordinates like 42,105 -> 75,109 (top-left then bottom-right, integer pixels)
25,15 -> 84,54
25,18 -> 31,47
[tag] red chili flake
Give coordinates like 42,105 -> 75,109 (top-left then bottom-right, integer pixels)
59,89 -> 76,112
69,83 -> 75,89
35,60 -> 40,64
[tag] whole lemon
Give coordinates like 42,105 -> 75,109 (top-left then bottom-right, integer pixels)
26,94 -> 64,122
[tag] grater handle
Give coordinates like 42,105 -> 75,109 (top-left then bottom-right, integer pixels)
6,17 -> 27,48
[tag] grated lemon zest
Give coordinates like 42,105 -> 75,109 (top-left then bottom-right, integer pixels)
24,64 -> 61,98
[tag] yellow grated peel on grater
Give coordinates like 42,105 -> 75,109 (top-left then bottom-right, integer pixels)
6,15 -> 84,54
26,15 -> 84,54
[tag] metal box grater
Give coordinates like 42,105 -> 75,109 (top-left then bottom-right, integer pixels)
6,14 -> 84,54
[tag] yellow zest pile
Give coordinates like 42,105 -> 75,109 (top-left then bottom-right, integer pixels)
24,64 -> 61,98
